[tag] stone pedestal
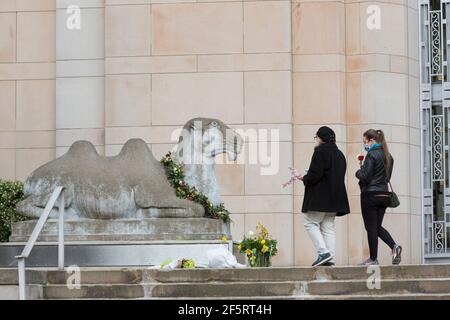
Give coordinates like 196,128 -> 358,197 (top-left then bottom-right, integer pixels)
0,240 -> 232,267
0,218 -> 232,267
9,218 -> 230,242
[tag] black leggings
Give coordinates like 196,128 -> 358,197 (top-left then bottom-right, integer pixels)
361,193 -> 396,260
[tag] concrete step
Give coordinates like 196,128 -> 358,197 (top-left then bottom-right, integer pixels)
148,281 -> 301,298
47,294 -> 450,300
145,279 -> 450,298
146,264 -> 450,283
2,264 -> 450,285
2,265 -> 450,299
137,293 -> 450,300
307,278 -> 450,296
43,284 -> 145,299
42,282 -> 301,299
40,278 -> 450,299
45,268 -> 143,285
0,284 -> 42,300
316,264 -> 450,280
0,268 -> 46,285
0,268 -> 144,285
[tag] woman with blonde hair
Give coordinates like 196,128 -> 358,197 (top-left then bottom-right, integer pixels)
355,129 -> 402,265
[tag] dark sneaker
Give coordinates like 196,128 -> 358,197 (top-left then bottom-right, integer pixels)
358,258 -> 379,266
312,252 -> 333,267
392,245 -> 402,265
322,261 -> 335,267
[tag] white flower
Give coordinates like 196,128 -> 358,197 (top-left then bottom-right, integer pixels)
248,230 -> 254,236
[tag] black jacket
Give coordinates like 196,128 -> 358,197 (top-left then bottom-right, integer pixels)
355,145 -> 393,193
301,142 -> 350,216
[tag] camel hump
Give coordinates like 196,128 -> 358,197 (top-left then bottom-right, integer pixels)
118,139 -> 154,161
67,140 -> 99,159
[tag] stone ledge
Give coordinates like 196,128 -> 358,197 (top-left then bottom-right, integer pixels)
10,217 -> 231,242
0,240 -> 232,267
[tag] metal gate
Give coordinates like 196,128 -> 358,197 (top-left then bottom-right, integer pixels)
420,0 -> 450,261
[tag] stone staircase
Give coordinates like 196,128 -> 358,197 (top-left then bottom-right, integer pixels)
1,264 -> 450,299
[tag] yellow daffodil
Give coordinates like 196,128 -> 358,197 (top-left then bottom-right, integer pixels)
261,239 -> 266,245
245,249 -> 252,255
261,245 -> 269,253
221,235 -> 228,242
238,244 -> 242,250
250,255 -> 256,261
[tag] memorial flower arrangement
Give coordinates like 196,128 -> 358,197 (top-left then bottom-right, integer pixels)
160,258 -> 196,269
237,222 -> 278,267
161,152 -> 230,223
0,180 -> 27,242
180,259 -> 196,269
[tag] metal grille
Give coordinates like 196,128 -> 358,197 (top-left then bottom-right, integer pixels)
420,0 -> 450,257
432,115 -> 444,181
430,11 -> 443,76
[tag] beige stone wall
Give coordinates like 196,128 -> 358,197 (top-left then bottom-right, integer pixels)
0,0 -> 56,182
0,0 -> 421,265
292,0 -> 420,266
56,0 -> 105,157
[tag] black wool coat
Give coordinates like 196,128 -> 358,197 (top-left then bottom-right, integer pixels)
301,142 -> 350,216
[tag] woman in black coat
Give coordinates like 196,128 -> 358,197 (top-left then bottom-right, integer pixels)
300,126 -> 350,267
355,129 -> 402,265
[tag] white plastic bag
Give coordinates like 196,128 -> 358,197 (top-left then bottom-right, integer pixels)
162,259 -> 180,269
148,259 -> 180,269
206,246 -> 246,269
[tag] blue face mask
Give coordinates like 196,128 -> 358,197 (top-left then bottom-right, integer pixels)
363,144 -> 370,152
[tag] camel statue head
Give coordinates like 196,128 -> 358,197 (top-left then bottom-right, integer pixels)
173,118 -> 244,206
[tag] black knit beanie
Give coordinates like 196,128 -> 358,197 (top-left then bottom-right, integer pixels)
316,126 -> 336,143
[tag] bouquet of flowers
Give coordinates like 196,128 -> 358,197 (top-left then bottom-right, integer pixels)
237,223 -> 278,267
180,259 -> 195,269
282,167 -> 302,188
160,258 -> 196,269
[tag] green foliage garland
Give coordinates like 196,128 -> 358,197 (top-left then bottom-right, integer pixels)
161,152 -> 230,223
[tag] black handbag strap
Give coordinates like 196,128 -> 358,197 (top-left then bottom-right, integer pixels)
380,155 -> 395,193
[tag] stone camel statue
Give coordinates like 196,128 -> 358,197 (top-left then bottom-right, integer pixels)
16,118 -> 243,220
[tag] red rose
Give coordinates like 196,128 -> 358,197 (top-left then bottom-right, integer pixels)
358,155 -> 364,161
